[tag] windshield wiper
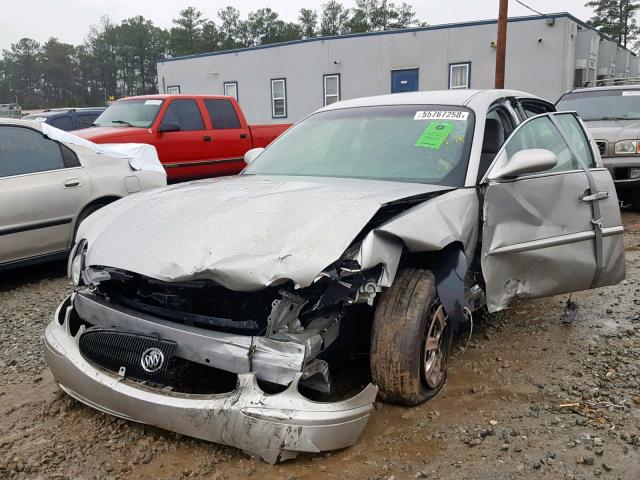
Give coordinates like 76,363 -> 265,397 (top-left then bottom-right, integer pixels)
110,120 -> 134,127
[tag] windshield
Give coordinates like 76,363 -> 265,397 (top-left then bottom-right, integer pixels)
556,89 -> 640,121
244,105 -> 474,186
93,99 -> 164,127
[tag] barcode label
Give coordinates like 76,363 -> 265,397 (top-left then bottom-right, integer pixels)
414,110 -> 469,121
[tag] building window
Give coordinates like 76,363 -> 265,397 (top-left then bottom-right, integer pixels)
323,74 -> 340,106
271,78 -> 287,118
166,85 -> 181,94
449,63 -> 471,90
224,81 -> 238,101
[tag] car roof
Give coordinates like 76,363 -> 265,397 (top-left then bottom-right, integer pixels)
0,118 -> 44,131
565,84 -> 640,94
23,108 -> 104,118
319,89 -> 543,112
118,94 -> 233,101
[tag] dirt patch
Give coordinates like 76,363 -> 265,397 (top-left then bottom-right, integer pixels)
1,213 -> 639,479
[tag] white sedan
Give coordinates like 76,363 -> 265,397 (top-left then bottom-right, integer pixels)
0,118 -> 166,270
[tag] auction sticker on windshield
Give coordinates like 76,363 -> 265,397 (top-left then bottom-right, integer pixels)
622,91 -> 640,96
145,100 -> 163,105
414,110 -> 469,121
415,122 -> 454,150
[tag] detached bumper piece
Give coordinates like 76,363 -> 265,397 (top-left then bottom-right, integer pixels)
44,295 -> 378,463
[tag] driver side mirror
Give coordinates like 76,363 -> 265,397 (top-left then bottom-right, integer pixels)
158,121 -> 180,133
244,147 -> 264,165
488,149 -> 558,180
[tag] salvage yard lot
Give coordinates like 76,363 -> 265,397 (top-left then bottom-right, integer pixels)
1,212 -> 639,480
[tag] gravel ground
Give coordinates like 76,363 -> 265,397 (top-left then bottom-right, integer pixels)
0,212 -> 639,480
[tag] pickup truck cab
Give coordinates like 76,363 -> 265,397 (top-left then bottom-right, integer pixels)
74,95 -> 290,181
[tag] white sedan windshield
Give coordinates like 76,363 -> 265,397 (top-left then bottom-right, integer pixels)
244,105 -> 474,186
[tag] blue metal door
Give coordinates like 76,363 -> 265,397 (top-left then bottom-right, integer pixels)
391,69 -> 419,93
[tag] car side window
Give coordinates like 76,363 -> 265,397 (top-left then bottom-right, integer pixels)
77,114 -> 98,129
161,99 -> 205,131
50,115 -> 74,131
504,115 -> 583,173
554,114 -> 595,168
204,99 -> 242,129
519,100 -> 555,119
477,106 -> 515,182
0,126 -> 68,178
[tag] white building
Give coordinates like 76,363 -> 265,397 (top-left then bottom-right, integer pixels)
157,12 -> 638,124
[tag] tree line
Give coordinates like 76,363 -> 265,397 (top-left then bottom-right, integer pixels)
0,1 -> 423,109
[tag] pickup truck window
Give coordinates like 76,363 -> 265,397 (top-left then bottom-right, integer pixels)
162,99 -> 205,131
204,99 -> 241,129
244,105 -> 474,187
556,89 -> 640,121
94,99 -> 164,128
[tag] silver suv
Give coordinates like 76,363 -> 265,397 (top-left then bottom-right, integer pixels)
557,85 -> 640,210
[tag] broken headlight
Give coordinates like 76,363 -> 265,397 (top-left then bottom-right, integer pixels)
68,239 -> 87,286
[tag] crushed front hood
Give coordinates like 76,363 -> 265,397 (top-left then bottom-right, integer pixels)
78,175 -> 450,290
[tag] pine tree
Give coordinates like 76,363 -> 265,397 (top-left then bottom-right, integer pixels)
585,0 -> 640,47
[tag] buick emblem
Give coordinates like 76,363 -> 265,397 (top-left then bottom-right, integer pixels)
140,347 -> 164,373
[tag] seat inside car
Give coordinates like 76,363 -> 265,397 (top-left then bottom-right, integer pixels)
477,117 -> 505,182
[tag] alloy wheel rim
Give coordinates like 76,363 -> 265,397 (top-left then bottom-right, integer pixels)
422,304 -> 448,388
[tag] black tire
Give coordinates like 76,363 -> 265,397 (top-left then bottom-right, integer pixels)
370,268 -> 453,406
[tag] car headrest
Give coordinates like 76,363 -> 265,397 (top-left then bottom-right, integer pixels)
482,118 -> 505,154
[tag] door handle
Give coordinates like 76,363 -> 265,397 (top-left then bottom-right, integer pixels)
63,178 -> 81,188
582,191 -> 609,202
203,135 -> 212,142
240,133 -> 247,139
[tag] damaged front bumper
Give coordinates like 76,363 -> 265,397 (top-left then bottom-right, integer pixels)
43,295 -> 378,463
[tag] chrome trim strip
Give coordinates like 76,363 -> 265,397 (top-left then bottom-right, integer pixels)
0,217 -> 72,236
488,225 -> 624,255
164,157 -> 244,168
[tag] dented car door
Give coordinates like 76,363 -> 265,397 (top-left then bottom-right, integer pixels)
481,112 -> 625,312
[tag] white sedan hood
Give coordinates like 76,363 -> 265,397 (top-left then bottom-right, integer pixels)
78,175 -> 450,291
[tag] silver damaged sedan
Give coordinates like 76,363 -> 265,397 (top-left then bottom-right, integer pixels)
44,90 -> 625,463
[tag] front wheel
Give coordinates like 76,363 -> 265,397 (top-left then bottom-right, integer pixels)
370,268 -> 453,406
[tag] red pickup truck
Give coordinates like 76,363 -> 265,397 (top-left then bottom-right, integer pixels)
74,95 -> 290,181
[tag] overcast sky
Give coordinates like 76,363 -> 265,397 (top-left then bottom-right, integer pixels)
2,0 -> 594,51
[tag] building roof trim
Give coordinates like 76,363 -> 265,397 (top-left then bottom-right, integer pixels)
158,12 -> 634,64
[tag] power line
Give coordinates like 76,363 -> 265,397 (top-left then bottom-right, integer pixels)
514,0 -> 546,17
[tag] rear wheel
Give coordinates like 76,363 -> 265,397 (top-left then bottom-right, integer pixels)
370,268 -> 453,406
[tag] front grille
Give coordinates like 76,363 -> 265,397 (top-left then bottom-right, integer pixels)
79,327 -> 176,384
596,141 -> 607,156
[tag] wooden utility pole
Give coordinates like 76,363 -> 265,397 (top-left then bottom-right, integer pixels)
495,0 -> 509,88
